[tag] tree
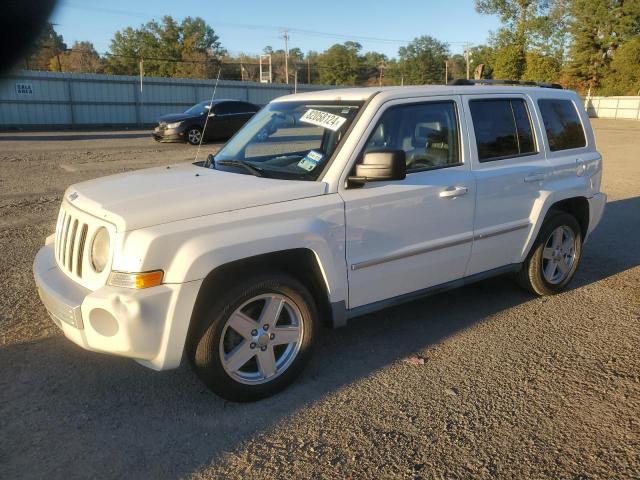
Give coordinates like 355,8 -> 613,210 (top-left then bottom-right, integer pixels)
493,43 -> 527,79
565,0 -> 640,91
51,41 -> 104,73
106,16 -> 224,78
25,22 -> 66,70
522,51 -> 561,82
475,0 -> 564,79
317,43 -> 361,85
603,36 -> 640,95
446,54 -> 466,81
398,36 -> 449,85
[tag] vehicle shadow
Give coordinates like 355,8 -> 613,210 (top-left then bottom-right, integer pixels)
0,197 -> 636,479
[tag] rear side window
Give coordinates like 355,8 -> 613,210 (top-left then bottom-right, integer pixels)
538,99 -> 586,151
469,99 -> 536,162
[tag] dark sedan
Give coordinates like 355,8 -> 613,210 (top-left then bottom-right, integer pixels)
152,99 -> 260,145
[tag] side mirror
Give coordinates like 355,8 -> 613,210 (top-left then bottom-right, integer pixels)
348,150 -> 406,187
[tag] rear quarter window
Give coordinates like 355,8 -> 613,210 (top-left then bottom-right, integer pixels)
537,99 -> 586,151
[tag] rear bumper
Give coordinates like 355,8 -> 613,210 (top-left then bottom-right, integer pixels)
33,243 -> 201,370
586,192 -> 607,241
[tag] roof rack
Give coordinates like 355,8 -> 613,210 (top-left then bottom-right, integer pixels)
448,79 -> 563,89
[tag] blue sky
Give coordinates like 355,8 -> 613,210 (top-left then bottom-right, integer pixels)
52,0 -> 501,58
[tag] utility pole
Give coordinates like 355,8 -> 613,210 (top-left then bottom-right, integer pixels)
282,29 -> 290,84
307,56 -> 310,84
445,60 -> 448,84
464,43 -> 473,80
139,58 -> 144,93
378,61 -> 386,87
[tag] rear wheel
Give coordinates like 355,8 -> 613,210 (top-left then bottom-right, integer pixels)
187,274 -> 317,402
516,212 -> 582,295
187,127 -> 202,145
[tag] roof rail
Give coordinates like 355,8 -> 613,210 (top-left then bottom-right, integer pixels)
448,79 -> 563,89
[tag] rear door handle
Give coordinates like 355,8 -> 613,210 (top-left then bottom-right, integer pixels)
524,172 -> 546,183
439,186 -> 468,199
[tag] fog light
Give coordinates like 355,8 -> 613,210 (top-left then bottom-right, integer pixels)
108,270 -> 163,289
89,308 -> 119,336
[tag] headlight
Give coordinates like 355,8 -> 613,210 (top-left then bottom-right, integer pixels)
166,121 -> 182,129
90,227 -> 110,273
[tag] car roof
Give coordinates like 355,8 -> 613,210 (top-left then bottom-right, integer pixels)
275,85 -> 577,103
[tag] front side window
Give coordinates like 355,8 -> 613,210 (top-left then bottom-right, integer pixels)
363,101 -> 461,172
469,98 -> 536,162
538,99 -> 586,151
212,101 -> 362,180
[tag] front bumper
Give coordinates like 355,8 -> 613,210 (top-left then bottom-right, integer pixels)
151,126 -> 186,143
33,243 -> 201,370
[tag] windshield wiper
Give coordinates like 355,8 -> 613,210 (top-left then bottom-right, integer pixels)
215,159 -> 267,178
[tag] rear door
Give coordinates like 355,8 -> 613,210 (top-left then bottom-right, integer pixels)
463,94 -> 550,275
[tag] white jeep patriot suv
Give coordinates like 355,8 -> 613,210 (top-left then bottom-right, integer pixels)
34,81 -> 606,401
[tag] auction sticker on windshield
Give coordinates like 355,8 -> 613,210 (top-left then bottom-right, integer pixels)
297,150 -> 324,171
299,109 -> 347,131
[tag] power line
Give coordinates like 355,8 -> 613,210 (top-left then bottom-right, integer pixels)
57,1 -> 474,48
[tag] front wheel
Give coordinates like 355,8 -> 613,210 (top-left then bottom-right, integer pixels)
187,274 -> 317,402
516,212 -> 583,295
186,127 -> 203,145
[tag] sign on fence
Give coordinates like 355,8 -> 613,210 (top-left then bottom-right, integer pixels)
15,82 -> 34,96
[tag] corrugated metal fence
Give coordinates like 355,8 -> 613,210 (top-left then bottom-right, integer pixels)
584,96 -> 640,120
0,70 -> 334,129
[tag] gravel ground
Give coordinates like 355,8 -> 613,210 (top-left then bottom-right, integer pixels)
0,121 -> 638,479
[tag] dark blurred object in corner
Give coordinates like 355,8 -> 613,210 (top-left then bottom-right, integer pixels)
1,0 -> 58,76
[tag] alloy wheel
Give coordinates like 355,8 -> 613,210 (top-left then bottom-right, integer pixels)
188,129 -> 202,144
219,294 -> 304,385
541,225 -> 577,284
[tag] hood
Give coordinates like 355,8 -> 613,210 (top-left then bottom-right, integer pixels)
158,112 -> 200,123
66,163 -> 327,232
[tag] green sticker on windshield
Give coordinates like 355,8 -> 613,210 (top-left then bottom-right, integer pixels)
297,150 -> 324,172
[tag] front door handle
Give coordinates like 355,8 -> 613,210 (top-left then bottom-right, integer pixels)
524,172 -> 546,183
439,186 -> 468,199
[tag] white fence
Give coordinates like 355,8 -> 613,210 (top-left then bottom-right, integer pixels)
584,96 -> 640,120
0,70 -> 334,129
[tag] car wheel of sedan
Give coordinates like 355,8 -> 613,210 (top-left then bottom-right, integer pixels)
187,273 -> 317,402
187,127 -> 203,145
516,211 -> 583,296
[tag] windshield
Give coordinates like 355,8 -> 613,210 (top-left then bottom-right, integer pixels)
185,101 -> 211,115
211,100 -> 362,180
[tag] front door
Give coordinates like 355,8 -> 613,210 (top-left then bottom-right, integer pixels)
340,97 -> 476,309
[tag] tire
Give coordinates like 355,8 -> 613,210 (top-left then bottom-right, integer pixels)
187,274 -> 317,402
516,211 -> 583,296
186,127 -> 203,145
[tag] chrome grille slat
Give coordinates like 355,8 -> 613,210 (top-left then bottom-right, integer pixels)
77,224 -> 88,278
61,214 -> 71,263
56,210 -> 66,261
68,219 -> 79,270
